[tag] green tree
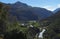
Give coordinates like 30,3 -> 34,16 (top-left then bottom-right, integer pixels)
0,2 -> 9,34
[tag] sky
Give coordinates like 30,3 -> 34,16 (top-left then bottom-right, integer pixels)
0,0 -> 60,11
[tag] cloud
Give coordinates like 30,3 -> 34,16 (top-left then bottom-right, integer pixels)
42,6 -> 55,11
57,4 -> 60,7
40,4 -> 60,11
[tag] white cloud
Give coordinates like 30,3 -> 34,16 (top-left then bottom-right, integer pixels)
40,4 -> 60,11
57,4 -> 60,7
42,6 -> 55,11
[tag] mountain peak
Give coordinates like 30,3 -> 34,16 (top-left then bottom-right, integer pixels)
54,8 -> 60,13
15,1 -> 23,5
11,1 -> 28,8
15,1 -> 21,4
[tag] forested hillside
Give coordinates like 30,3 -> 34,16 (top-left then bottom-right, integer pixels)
41,9 -> 60,39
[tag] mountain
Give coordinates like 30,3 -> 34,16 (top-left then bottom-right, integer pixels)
53,8 -> 60,13
40,8 -> 60,27
1,1 -> 53,21
48,8 -> 60,21
41,10 -> 60,39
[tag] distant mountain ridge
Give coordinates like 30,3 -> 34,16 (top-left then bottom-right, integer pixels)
40,8 -> 60,26
40,9 -> 60,39
53,8 -> 60,13
0,1 -> 53,21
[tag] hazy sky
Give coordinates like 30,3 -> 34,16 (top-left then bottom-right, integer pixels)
0,0 -> 60,11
